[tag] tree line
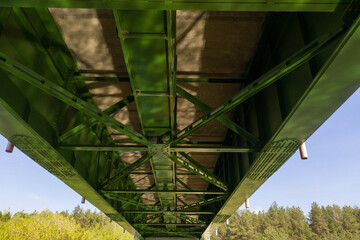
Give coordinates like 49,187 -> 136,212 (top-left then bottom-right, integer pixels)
0,202 -> 359,239
211,202 -> 360,240
0,205 -> 133,240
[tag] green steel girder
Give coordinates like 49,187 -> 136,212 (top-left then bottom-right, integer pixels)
120,183 -> 156,210
202,11 -> 360,240
176,86 -> 259,144
170,25 -> 345,145
170,146 -> 256,153
177,177 -> 205,202
134,223 -> 206,226
120,211 -> 215,214
71,76 -> 245,83
177,195 -> 228,211
59,95 -> 135,142
104,194 -> 214,214
114,9 -> 178,230
100,154 -> 152,189
0,53 -> 150,146
1,4 -> 359,240
0,0 -> 350,12
101,189 -> 226,195
58,144 -> 255,153
168,154 -> 228,191
59,145 -> 149,152
137,226 -> 198,238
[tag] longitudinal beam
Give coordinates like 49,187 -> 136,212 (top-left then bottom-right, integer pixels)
0,0 -> 348,12
119,211 -> 214,214
58,144 -> 255,152
101,189 -> 226,194
0,53 -> 150,146
176,86 -> 259,144
171,26 -> 345,145
99,154 -> 152,189
59,95 -> 134,142
170,146 -> 256,153
58,145 -> 148,152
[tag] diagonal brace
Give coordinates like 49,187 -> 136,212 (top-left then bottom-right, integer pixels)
59,95 -> 134,142
167,154 -> 228,191
176,86 -> 258,144
177,195 -> 227,211
170,26 -> 345,145
0,52 -> 150,146
100,154 -> 152,189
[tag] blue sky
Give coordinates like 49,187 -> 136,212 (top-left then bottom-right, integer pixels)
0,89 -> 360,216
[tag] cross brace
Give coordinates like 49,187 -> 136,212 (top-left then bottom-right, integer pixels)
0,52 -> 150,146
170,26 -> 345,145
100,154 -> 152,189
168,154 -> 228,191
59,95 -> 134,142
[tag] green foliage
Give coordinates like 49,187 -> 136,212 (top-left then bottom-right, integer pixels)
0,206 -> 133,240
210,202 -> 360,240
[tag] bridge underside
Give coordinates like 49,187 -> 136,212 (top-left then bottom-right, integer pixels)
0,1 -> 359,239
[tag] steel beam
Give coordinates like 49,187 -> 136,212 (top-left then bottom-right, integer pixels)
119,211 -> 215,214
176,86 -> 259,144
59,145 -> 148,152
177,195 -> 227,211
0,53 -> 150,146
71,76 -> 245,83
0,0 -> 349,12
58,144 -> 255,153
170,146 -> 256,153
99,154 -> 152,189
134,223 -> 206,226
168,154 -> 228,191
59,95 -> 134,142
101,190 -> 226,195
171,26 -> 345,145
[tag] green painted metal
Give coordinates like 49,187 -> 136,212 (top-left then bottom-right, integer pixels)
0,3 -> 359,240
100,154 -> 152,189
202,11 -> 360,240
59,95 -> 135,142
101,190 -> 226,194
170,146 -> 256,153
134,223 -> 206,226
177,195 -> 228,211
58,144 -> 254,153
168,154 -> 228,191
59,145 -> 148,152
171,26 -> 345,145
0,53 -> 150,146
119,211 -> 214,214
0,0 -> 349,11
72,76 -> 245,83
176,86 -> 259,144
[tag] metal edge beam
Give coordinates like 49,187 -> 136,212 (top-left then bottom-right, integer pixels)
0,0 -> 348,12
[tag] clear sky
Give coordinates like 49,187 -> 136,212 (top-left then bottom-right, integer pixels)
0,89 -> 359,216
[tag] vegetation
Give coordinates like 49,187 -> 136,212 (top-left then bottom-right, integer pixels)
0,203 -> 359,239
212,202 -> 360,240
0,206 -> 133,240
